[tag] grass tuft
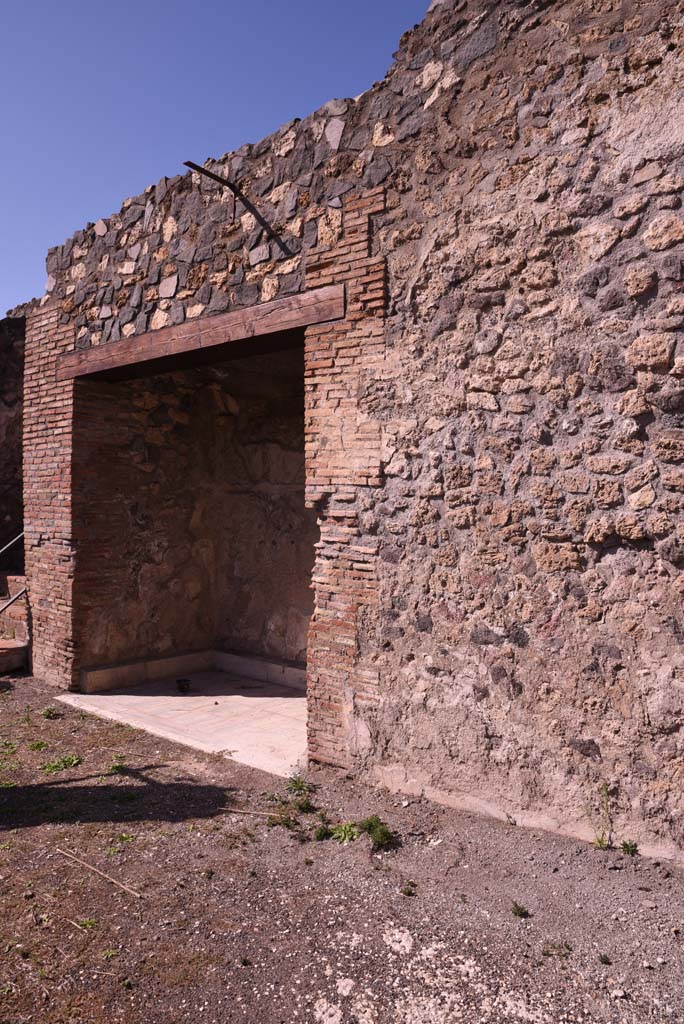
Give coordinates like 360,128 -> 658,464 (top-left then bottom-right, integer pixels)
359,815 -> 396,850
330,822 -> 360,845
286,774 -> 313,796
39,755 -> 82,774
41,707 -> 62,720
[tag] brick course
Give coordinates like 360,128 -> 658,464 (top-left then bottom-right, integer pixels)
23,306 -> 76,686
304,189 -> 386,765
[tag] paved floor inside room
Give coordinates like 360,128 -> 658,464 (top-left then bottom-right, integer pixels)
57,670 -> 307,777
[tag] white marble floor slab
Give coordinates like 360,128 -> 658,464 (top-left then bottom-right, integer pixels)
58,670 -> 307,777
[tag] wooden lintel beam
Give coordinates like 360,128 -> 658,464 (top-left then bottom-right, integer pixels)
56,284 -> 345,382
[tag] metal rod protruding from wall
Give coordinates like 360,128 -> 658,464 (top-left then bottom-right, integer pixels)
184,161 -> 293,257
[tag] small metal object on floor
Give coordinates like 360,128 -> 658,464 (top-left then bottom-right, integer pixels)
57,671 -> 307,777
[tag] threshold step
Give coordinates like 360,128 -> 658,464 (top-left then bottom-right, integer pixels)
0,640 -> 28,674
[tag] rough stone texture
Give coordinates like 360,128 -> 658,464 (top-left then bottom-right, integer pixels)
21,0 -> 684,858
0,317 -> 24,570
360,0 -> 684,859
71,348 -> 317,672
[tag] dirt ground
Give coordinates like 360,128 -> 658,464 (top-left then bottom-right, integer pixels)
0,676 -> 682,1024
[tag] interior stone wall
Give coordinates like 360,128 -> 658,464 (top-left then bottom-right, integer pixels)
72,345 -> 315,673
73,371 -> 216,669
0,318 -> 24,571
211,347 -> 317,665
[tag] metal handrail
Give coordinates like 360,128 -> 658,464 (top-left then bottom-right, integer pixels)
0,532 -> 24,561
0,534 -> 26,619
0,586 -> 27,617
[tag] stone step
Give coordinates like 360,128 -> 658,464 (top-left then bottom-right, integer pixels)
0,640 -> 28,674
0,575 -> 29,643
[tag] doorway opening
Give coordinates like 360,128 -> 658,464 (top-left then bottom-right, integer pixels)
65,328 -> 318,774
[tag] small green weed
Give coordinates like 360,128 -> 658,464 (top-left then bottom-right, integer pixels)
78,918 -> 97,930
117,833 -> 135,843
40,755 -> 82,774
598,952 -> 612,965
41,707 -> 62,720
0,741 -> 17,755
103,949 -> 119,961
110,756 -> 127,774
294,795 -> 315,814
286,774 -> 312,796
359,815 -> 396,850
512,901 -> 530,919
620,840 -> 638,857
314,823 -> 332,841
330,822 -> 360,845
591,782 -> 615,850
29,741 -> 48,752
401,880 -> 417,897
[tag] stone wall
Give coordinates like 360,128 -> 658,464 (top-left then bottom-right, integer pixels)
42,96 -> 390,353
24,0 -> 684,857
0,318 -> 24,570
359,0 -> 684,857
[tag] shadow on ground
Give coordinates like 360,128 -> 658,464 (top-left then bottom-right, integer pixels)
0,765 -> 236,829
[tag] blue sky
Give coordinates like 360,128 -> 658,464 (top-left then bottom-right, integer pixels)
1,0 -> 428,314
